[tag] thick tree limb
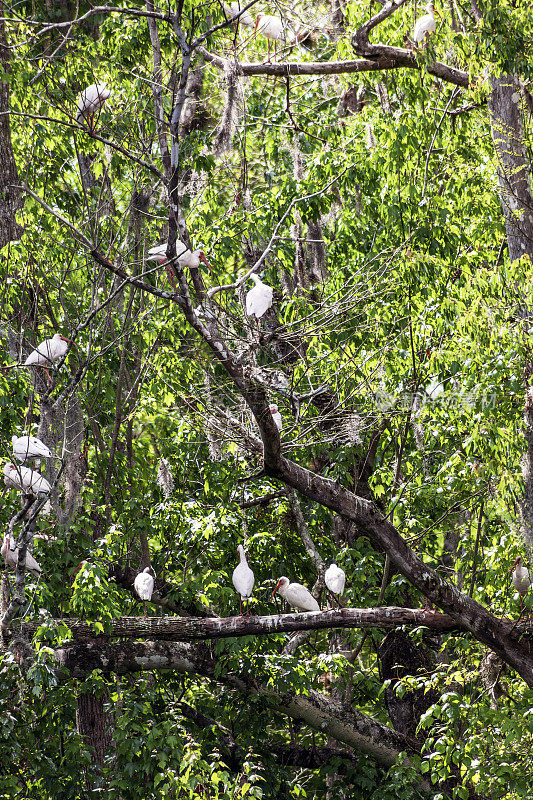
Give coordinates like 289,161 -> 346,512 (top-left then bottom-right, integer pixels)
197,47 -> 470,88
21,607 -> 463,640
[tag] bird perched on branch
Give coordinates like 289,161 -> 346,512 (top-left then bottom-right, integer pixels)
1,535 -> 42,578
147,242 -> 212,292
272,576 -> 320,612
325,563 -> 345,606
3,463 -> 51,495
413,3 -> 439,44
12,435 -> 52,462
23,333 -> 70,382
255,13 -> 290,42
246,274 -> 273,318
269,404 -> 283,431
510,556 -> 532,618
134,567 -> 155,615
76,83 -> 112,129
232,545 -> 255,615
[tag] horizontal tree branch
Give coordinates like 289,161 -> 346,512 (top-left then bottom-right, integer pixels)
198,47 -> 470,88
22,606 -> 464,640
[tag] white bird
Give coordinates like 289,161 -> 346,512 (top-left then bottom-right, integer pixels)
24,333 -> 70,381
1,535 -> 41,578
246,274 -> 273,318
325,563 -> 346,606
76,83 -> 112,127
232,544 -> 255,615
12,435 -> 52,462
413,3 -> 439,44
269,404 -> 283,431
223,2 -> 255,27
4,463 -> 51,495
510,557 -> 532,617
272,576 -> 320,612
147,242 -> 212,292
255,13 -> 293,43
134,567 -> 155,615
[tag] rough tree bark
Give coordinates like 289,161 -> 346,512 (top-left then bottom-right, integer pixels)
76,689 -> 113,766
487,74 -> 533,264
0,6 -> 23,248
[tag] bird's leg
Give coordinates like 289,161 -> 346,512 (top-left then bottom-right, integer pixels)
143,600 -> 147,617
165,264 -> 179,294
245,599 -> 250,616
239,596 -> 242,616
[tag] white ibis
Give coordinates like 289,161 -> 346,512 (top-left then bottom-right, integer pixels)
269,404 -> 283,431
255,13 -> 295,57
272,576 -> 320,612
134,567 -> 155,615
12,435 -> 52,462
147,242 -> 212,292
510,557 -> 532,618
413,3 -> 439,44
223,2 -> 255,27
76,83 -> 112,129
24,333 -> 70,381
246,274 -> 273,318
325,563 -> 345,607
232,545 -> 255,615
4,463 -> 51,495
1,535 -> 42,578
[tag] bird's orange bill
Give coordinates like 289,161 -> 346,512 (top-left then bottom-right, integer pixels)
271,579 -> 282,597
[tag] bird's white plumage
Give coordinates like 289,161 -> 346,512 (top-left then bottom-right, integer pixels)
246,274 -> 273,318
147,241 -> 207,269
232,544 -> 255,599
413,4 -> 437,43
325,563 -> 345,595
255,14 -> 293,43
24,333 -> 69,366
3,463 -> 51,495
77,83 -> 112,121
134,567 -> 155,600
1,535 -> 42,577
223,2 -> 255,26
512,557 -> 532,595
269,404 -> 283,431
12,435 -> 52,462
273,576 -> 320,612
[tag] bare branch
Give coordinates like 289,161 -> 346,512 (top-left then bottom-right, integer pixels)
197,47 -> 470,88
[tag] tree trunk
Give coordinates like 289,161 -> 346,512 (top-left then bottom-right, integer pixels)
0,7 -> 23,248
488,74 -> 533,263
76,689 -> 113,765
487,75 -> 533,554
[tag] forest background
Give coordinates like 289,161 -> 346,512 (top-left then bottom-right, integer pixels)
1,0 -> 533,797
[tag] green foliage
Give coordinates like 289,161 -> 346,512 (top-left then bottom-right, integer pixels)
1,0 -> 533,797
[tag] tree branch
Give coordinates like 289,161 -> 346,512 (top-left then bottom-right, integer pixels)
197,47 -> 470,88
21,607 -> 463,640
